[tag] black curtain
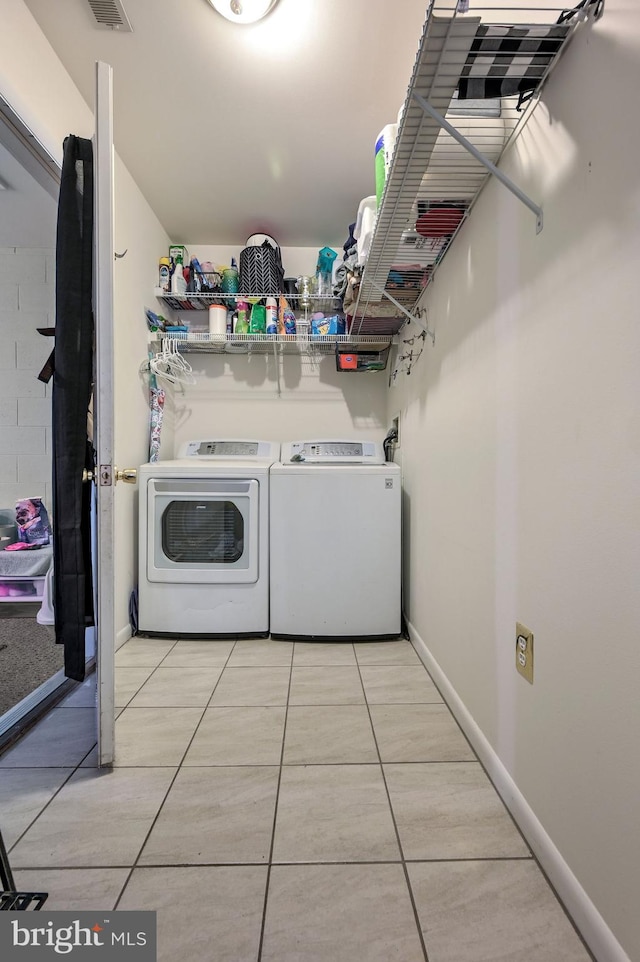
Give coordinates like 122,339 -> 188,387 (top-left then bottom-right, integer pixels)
52,135 -> 95,682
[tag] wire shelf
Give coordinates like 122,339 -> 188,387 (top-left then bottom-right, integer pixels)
164,331 -> 394,356
354,0 -> 601,325
154,289 -> 341,314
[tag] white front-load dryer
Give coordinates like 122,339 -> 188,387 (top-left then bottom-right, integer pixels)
138,440 -> 279,636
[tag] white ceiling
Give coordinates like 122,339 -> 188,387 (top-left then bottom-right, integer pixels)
22,0 -> 429,247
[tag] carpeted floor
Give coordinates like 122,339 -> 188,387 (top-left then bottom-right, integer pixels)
0,607 -> 64,716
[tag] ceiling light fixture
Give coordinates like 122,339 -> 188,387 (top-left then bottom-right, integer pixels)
208,0 -> 279,25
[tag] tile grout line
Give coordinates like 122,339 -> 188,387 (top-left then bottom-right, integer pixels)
112,637 -> 241,911
115,634 -> 227,708
4,662 -> 121,854
13,856 -> 538,872
354,652 -> 432,962
112,634 -> 186,711
114,647 -> 179,712
255,645 -> 295,962
6,765 -> 83,856
71,759 -> 485,769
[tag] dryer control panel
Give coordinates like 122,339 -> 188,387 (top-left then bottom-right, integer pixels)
283,440 -> 385,464
180,440 -> 279,459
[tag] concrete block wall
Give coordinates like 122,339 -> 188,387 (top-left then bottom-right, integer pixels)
0,248 -> 54,515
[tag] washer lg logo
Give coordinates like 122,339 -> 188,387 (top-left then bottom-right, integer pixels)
1,912 -> 156,959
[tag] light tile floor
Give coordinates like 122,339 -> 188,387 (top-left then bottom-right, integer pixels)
1,637 -> 593,962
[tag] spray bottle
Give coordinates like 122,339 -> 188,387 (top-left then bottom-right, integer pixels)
171,255 -> 187,295
265,296 -> 278,335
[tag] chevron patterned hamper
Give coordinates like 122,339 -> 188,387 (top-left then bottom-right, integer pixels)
239,240 -> 284,295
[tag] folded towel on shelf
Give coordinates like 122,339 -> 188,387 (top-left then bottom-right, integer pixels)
458,22 -> 571,107
0,543 -> 53,576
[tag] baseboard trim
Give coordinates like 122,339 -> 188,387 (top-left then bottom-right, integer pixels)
408,619 -> 631,962
116,624 -> 132,652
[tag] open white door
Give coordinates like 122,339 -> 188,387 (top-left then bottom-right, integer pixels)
94,61 -> 115,767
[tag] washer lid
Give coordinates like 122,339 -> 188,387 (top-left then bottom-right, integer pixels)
281,440 -> 385,464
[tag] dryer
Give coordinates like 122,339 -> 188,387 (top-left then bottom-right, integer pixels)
270,440 -> 401,639
138,440 -> 279,636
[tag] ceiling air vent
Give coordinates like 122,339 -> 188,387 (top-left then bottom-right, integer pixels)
86,0 -> 133,31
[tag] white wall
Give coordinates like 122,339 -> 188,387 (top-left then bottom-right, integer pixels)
0,1 -> 170,643
164,244 -> 390,453
0,142 -> 58,248
0,1 -> 93,162
113,157 -> 170,643
391,4 -> 640,960
0,247 -> 55,511
170,353 -> 389,453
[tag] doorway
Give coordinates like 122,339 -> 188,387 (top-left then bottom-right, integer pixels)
0,97 -> 67,740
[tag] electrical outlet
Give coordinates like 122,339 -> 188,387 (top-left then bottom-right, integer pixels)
516,623 -> 534,684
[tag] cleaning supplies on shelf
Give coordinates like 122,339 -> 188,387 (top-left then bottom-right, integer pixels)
146,308 -> 187,334
315,247 -> 337,297
249,303 -> 266,334
265,296 -> 278,334
221,263 -> 239,294
354,196 -> 377,266
374,123 -> 398,207
208,304 -> 227,336
189,256 -> 217,294
171,255 -> 187,294
159,257 -> 171,292
297,275 -> 313,308
278,295 -> 296,335
311,314 -> 346,337
169,244 -> 189,267
235,300 -> 249,334
336,343 -> 390,372
146,308 -> 165,333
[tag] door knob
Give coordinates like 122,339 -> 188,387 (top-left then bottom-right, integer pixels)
115,467 -> 137,484
82,469 -> 94,483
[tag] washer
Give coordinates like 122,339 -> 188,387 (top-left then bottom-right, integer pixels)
270,440 -> 401,639
138,440 -> 279,636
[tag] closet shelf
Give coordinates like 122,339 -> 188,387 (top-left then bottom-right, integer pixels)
163,331 -> 393,356
154,288 -> 340,314
354,0 -> 602,326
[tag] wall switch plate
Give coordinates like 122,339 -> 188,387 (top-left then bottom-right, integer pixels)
516,622 -> 534,683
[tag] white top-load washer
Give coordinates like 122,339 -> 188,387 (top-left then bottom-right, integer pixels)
270,440 -> 401,639
138,440 -> 279,636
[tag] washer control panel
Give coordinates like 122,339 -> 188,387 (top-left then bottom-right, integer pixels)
285,440 -> 385,464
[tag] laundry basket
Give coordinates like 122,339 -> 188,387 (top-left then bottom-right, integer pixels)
36,561 -> 54,636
